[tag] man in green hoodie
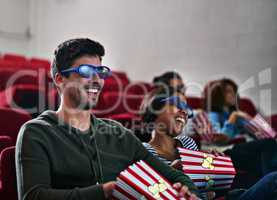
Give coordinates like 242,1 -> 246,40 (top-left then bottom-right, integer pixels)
16,38 -> 199,200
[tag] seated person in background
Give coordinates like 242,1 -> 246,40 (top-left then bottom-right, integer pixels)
203,78 -> 252,139
15,38 -> 199,200
141,89 -> 277,200
152,71 -> 186,94
194,79 -> 277,184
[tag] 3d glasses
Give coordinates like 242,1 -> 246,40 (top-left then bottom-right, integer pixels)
60,64 -> 111,79
160,96 -> 193,118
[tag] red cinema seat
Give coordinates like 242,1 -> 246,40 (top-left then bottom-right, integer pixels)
112,71 -> 130,84
29,58 -> 51,72
186,96 -> 203,110
102,92 -> 125,114
102,71 -> 130,93
2,53 -> 29,70
0,136 -> 13,153
239,98 -> 257,117
3,53 -> 26,63
0,108 -> 31,143
125,82 -> 153,95
0,69 -> 42,91
0,84 -> 47,117
101,92 -> 144,115
123,94 -> 145,114
0,60 -> 18,69
0,59 -> 29,69
268,114 -> 277,132
0,146 -> 17,200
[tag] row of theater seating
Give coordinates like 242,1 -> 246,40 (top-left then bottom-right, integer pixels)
0,53 -> 51,71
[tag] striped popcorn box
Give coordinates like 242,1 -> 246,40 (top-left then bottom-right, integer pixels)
245,114 -> 277,139
113,160 -> 183,200
178,148 -> 236,191
192,112 -> 215,143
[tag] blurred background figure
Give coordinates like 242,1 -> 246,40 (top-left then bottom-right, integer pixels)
203,78 -> 252,139
152,71 -> 186,95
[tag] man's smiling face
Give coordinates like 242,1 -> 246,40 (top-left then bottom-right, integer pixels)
61,55 -> 104,110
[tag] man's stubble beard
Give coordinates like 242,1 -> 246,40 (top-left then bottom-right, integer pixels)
67,88 -> 99,111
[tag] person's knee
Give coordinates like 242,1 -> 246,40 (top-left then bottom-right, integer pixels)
262,172 -> 277,187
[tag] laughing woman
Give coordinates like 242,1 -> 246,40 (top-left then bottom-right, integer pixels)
142,89 -> 198,167
141,89 -> 213,199
141,89 -> 277,200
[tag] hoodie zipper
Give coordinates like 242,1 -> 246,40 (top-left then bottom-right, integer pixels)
90,121 -> 104,184
79,136 -> 100,184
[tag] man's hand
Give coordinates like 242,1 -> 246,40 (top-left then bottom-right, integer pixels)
103,181 -> 116,198
173,182 -> 199,200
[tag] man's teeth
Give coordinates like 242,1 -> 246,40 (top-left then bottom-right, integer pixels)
176,117 -> 185,123
87,88 -> 99,93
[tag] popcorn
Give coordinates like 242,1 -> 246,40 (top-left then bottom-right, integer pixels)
113,160 -> 184,200
245,114 -> 277,139
178,148 -> 236,191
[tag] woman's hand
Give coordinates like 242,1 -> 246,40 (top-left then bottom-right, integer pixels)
228,111 -> 252,124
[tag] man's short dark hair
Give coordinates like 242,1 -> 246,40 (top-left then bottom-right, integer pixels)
51,38 -> 105,79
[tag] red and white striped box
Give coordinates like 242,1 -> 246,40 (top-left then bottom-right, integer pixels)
192,111 -> 215,143
178,148 -> 236,191
245,114 -> 277,139
112,160 -> 184,200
